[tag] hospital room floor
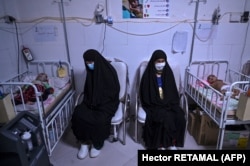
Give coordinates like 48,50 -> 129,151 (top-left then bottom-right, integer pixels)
49,121 -> 214,166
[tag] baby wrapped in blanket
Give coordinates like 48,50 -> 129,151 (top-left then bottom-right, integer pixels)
14,73 -> 54,104
207,74 -> 240,100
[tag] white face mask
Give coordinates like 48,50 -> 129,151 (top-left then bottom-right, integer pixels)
87,63 -> 94,70
155,62 -> 166,71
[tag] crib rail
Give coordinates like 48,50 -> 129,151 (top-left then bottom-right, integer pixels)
185,70 -> 249,124
0,60 -> 75,156
45,90 -> 75,155
28,60 -> 72,78
185,60 -> 250,150
0,82 -> 45,122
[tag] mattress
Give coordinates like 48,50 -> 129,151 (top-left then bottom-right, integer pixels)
14,75 -> 71,115
187,82 -> 239,119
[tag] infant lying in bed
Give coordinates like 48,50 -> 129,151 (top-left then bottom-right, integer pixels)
207,74 -> 240,100
14,73 -> 54,105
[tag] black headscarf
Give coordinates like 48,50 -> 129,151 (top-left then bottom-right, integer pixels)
140,50 -> 180,113
82,49 -> 120,116
139,50 -> 186,148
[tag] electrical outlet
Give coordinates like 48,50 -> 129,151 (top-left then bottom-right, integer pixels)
230,13 -> 242,23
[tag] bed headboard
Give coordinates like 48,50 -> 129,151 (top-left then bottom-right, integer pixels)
27,60 -> 72,78
188,60 -> 229,81
1,60 -> 72,84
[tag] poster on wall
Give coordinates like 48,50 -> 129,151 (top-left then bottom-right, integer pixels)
33,25 -> 57,42
122,0 -> 170,19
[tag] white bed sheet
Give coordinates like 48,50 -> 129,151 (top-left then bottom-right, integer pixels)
190,81 -> 239,116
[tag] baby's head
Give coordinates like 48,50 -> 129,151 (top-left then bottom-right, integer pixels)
36,73 -> 48,82
207,74 -> 217,84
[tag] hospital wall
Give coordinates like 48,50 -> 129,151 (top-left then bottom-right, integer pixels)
0,0 -> 250,100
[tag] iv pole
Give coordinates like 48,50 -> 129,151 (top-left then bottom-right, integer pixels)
59,0 -> 71,64
58,0 -> 75,89
189,0 -> 206,65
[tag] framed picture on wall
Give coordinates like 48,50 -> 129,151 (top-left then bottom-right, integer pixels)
122,0 -> 170,19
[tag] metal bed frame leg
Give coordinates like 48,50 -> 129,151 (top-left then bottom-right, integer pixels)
180,93 -> 189,147
134,99 -> 139,143
135,120 -> 138,143
123,114 -> 126,145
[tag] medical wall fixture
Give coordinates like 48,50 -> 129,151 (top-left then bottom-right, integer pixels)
212,5 -> 221,25
241,11 -> 249,23
95,3 -> 113,25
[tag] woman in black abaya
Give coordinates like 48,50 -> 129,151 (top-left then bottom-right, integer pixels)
71,49 -> 120,159
140,50 -> 186,150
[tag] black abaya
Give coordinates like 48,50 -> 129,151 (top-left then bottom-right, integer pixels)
71,49 -> 120,147
140,50 -> 186,149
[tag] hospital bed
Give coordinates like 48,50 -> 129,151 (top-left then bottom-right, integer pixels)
184,60 -> 250,149
0,60 -> 75,156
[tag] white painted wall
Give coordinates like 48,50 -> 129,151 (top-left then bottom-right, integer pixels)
0,0 -> 249,105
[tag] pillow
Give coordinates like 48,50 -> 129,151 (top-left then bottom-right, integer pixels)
22,75 -> 69,89
22,75 -> 37,82
52,76 -> 70,89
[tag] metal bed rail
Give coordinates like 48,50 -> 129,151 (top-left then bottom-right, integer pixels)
184,60 -> 250,150
45,90 -> 75,156
0,60 -> 75,156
